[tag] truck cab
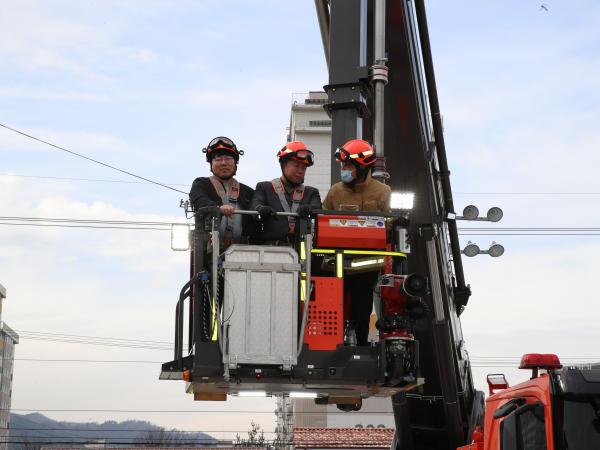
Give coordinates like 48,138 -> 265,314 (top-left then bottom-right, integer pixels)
460,354 -> 600,450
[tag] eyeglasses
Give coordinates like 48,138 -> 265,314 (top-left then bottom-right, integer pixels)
212,154 -> 235,162
208,137 -> 236,149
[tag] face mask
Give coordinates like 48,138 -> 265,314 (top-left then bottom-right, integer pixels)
340,169 -> 355,184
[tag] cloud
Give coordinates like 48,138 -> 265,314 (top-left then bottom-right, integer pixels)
131,48 -> 159,65
0,126 -> 148,164
0,86 -> 108,102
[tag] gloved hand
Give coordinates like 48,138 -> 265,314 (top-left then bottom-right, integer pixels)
257,205 -> 276,219
297,205 -> 312,218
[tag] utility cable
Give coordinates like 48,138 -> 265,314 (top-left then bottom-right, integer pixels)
14,330 -> 173,351
0,216 -> 186,226
0,172 -> 188,187
455,192 -> 600,195
2,427 -> 276,433
0,123 -> 188,195
0,222 -> 169,231
4,173 -> 600,197
15,329 -> 171,345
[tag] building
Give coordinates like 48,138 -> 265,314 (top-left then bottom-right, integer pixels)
0,283 -> 19,450
293,427 -> 395,450
289,92 -> 332,199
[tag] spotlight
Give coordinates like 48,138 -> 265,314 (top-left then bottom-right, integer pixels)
486,207 -> 504,223
171,224 -> 191,251
462,205 -> 479,220
390,192 -> 415,210
462,241 -> 480,257
455,205 -> 503,222
488,242 -> 505,257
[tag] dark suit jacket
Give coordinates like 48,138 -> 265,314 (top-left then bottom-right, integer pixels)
250,179 -> 322,243
189,177 -> 256,242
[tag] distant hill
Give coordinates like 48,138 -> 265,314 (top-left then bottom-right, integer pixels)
8,413 -> 217,449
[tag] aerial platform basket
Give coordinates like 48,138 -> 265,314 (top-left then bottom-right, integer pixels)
160,209 -> 422,404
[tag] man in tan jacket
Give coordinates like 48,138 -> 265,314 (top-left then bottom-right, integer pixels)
323,139 -> 391,345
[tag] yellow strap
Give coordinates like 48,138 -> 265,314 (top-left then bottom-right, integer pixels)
311,248 -> 336,254
211,298 -> 218,341
343,250 -> 406,257
336,253 -> 343,278
300,278 -> 306,302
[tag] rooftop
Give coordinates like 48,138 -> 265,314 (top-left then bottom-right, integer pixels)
293,427 -> 395,449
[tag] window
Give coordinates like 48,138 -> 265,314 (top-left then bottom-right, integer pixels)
308,120 -> 332,127
501,402 -> 547,450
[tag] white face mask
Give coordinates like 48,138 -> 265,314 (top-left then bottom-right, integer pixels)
341,169 -> 355,184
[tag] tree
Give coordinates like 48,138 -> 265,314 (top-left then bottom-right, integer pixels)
139,427 -> 200,447
235,421 -> 266,447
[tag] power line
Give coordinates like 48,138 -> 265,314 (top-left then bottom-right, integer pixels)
0,172 -> 188,187
455,192 -> 600,195
0,222 -> 169,231
15,330 -> 171,345
14,358 -> 162,364
3,174 -> 600,197
0,216 -> 184,225
459,234 -> 600,236
8,216 -> 600,231
0,215 -> 188,231
14,330 -> 173,351
0,442 -> 208,445
0,441 -> 295,446
2,436 -> 223,441
3,427 -> 275,434
0,123 -> 188,195
1,408 -> 421,414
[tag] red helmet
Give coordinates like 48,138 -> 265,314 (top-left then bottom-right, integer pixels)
277,141 -> 314,167
203,136 -> 243,162
335,139 -> 376,167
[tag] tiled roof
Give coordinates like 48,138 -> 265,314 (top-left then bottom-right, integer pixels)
293,427 -> 395,448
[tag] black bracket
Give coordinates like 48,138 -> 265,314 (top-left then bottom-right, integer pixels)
323,77 -> 372,119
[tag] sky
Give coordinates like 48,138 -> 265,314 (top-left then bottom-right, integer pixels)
1,0 -> 600,439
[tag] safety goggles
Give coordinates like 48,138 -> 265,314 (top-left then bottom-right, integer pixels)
334,148 -> 351,162
277,145 -> 315,166
293,149 -> 314,162
208,137 -> 236,150
334,147 -> 373,162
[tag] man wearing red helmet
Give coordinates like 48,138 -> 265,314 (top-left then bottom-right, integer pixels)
323,139 -> 391,345
250,141 -> 321,244
189,136 -> 256,245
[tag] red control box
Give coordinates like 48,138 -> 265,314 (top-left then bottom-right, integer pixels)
316,214 -> 387,249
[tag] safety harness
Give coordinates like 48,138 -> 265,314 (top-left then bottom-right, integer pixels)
209,176 -> 243,243
271,177 -> 305,235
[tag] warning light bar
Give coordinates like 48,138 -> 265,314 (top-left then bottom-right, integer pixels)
519,353 -> 562,370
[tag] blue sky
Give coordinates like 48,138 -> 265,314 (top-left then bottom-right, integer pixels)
1,0 -> 600,435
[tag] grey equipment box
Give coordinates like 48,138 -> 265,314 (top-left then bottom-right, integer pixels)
221,245 -> 300,370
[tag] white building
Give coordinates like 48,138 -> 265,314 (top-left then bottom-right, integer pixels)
0,283 -> 18,450
289,92 -> 332,199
